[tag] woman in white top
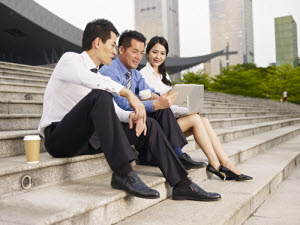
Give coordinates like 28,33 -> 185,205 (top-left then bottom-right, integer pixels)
140,36 -> 252,181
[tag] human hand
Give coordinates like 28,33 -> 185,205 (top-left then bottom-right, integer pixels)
129,112 -> 147,137
153,89 -> 178,110
150,93 -> 159,100
120,88 -> 146,123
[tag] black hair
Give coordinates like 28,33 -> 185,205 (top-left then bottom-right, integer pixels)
146,36 -> 171,86
118,30 -> 146,51
82,19 -> 119,51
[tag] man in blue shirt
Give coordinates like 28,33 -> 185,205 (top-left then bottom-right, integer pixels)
100,30 -> 206,170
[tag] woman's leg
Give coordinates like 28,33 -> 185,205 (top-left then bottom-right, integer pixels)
201,117 -> 241,174
177,114 -> 221,170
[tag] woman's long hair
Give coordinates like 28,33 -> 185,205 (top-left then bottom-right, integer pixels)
146,36 -> 171,86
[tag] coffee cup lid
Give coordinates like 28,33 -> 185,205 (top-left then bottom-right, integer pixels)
24,135 -> 41,141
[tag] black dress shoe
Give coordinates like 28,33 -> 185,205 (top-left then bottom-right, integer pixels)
172,182 -> 221,201
111,171 -> 160,199
219,166 -> 253,181
179,153 -> 207,169
206,164 -> 227,180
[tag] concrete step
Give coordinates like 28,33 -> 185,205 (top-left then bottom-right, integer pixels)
182,117 -> 300,152
0,75 -> 49,86
0,62 -> 53,74
1,123 -> 299,200
209,114 -> 300,129
2,117 -> 299,159
204,93 -> 300,111
0,100 -> 43,114
0,130 -> 46,158
0,81 -> 46,92
214,117 -> 300,144
203,106 -> 298,113
0,90 -> 44,101
203,111 -> 283,119
0,114 -> 41,131
204,101 -> 279,109
0,70 -> 50,81
244,164 -> 300,225
1,98 -> 294,116
0,133 -> 299,225
115,136 -> 300,225
1,114 -> 299,132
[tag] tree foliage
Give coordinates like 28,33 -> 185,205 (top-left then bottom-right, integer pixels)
179,70 -> 211,90
179,63 -> 300,104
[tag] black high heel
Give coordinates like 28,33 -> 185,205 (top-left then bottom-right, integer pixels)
206,164 -> 226,180
219,166 -> 253,181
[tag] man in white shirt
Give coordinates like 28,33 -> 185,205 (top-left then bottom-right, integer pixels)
39,19 -> 160,199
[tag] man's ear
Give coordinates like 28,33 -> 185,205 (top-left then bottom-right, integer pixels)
94,37 -> 102,49
119,46 -> 124,55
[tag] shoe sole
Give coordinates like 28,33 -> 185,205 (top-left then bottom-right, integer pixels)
172,195 -> 221,201
111,183 -> 160,199
184,165 -> 207,170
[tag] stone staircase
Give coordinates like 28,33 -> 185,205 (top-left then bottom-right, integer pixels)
0,61 -> 299,225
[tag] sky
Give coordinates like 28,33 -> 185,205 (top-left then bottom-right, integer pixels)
34,0 -> 300,67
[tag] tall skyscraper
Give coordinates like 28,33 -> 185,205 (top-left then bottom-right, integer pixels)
134,0 -> 180,57
275,15 -> 298,68
207,0 -> 254,76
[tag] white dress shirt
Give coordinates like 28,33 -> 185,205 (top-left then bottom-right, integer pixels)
140,62 -> 188,117
38,51 -> 132,136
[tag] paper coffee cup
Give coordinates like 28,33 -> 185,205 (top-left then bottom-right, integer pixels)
24,135 -> 41,164
139,89 -> 151,101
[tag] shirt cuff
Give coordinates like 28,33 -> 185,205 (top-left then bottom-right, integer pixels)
113,83 -> 124,96
143,100 -> 154,112
120,111 -> 132,123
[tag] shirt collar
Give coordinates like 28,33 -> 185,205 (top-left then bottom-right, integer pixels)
146,62 -> 162,80
81,51 -> 97,70
116,57 -> 131,76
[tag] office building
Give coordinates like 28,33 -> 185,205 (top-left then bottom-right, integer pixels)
135,0 -> 180,57
275,15 -> 298,68
208,0 -> 255,76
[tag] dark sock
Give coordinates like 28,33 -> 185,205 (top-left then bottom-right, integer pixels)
115,162 -> 133,177
174,176 -> 192,189
174,147 -> 183,156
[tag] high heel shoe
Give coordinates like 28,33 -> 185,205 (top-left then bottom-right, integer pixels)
219,166 -> 253,181
206,164 -> 226,180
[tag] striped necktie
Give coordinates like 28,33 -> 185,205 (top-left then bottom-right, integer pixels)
126,71 -> 132,90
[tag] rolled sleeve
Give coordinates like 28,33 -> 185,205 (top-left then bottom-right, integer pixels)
143,100 -> 154,112
113,101 -> 132,123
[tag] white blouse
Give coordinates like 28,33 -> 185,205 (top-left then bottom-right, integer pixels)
140,62 -> 188,117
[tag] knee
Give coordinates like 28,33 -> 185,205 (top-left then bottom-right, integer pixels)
90,89 -> 113,104
201,117 -> 210,125
189,113 -> 201,123
146,117 -> 160,131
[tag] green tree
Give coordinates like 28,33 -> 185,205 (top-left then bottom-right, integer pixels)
179,70 -> 211,90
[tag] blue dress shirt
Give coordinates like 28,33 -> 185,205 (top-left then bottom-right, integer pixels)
100,57 -> 158,112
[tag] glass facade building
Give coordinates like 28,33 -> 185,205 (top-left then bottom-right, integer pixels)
208,0 -> 254,76
134,0 -> 180,57
275,15 -> 298,68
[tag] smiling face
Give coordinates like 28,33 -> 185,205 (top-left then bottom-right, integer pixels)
147,43 -> 167,69
97,31 -> 118,65
118,38 -> 145,70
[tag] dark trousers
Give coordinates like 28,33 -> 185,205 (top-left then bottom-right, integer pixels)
44,89 -> 188,186
121,117 -> 188,186
147,108 -> 188,149
44,89 -> 136,171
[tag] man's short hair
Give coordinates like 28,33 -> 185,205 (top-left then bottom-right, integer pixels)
82,19 -> 119,51
118,30 -> 146,51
